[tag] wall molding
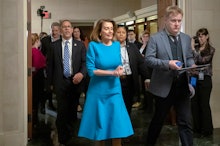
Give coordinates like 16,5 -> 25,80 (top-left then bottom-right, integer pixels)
113,4 -> 157,24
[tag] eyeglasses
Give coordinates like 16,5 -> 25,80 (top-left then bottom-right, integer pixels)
62,25 -> 72,29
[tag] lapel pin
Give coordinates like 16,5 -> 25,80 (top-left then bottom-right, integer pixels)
74,43 -> 77,46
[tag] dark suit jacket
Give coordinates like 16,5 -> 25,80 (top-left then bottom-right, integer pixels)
41,36 -> 51,56
41,35 -> 62,88
41,35 -> 62,57
126,42 -> 150,96
142,46 -> 147,56
134,40 -> 143,49
48,38 -> 87,96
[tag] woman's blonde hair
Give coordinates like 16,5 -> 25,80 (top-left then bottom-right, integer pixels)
31,33 -> 39,46
139,30 -> 150,41
90,19 -> 117,42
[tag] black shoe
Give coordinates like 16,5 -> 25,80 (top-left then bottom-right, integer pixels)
40,107 -> 45,114
48,104 -> 56,111
145,144 -> 154,146
138,104 -> 146,110
201,132 -> 213,138
193,132 -> 201,138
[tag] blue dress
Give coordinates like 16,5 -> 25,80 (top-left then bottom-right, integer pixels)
78,41 -> 134,140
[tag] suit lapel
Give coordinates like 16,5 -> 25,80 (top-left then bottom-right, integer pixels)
161,31 -> 173,60
126,44 -> 133,66
179,33 -> 187,64
57,39 -> 63,66
71,40 -> 78,70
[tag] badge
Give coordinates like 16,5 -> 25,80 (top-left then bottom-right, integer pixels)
124,64 -> 132,75
198,71 -> 204,80
190,76 -> 197,87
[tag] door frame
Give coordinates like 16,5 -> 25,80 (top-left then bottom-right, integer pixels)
27,0 -> 33,140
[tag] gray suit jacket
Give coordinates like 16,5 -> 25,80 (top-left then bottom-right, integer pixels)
145,29 -> 195,98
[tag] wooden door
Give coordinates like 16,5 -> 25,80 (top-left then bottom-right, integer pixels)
27,0 -> 32,140
157,0 -> 177,31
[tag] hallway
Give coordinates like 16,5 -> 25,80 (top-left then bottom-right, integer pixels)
27,96 -> 220,146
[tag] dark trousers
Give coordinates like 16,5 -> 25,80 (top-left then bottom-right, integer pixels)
142,90 -> 154,113
191,75 -> 213,135
120,75 -> 134,115
146,76 -> 193,146
56,79 -> 80,144
32,68 -> 45,125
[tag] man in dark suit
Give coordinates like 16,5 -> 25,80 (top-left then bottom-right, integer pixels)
127,29 -> 143,108
48,20 -> 87,146
41,22 -> 61,56
138,30 -> 153,112
127,29 -> 142,49
41,22 -> 61,111
145,6 -> 196,146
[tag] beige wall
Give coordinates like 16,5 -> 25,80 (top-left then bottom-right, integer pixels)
31,0 -> 142,34
0,0 -> 27,146
184,0 -> 220,128
141,0 -> 157,8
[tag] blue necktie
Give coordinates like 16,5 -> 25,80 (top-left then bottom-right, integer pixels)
63,40 -> 70,77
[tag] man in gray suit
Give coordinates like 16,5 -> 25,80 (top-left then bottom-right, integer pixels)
48,20 -> 86,146
145,6 -> 196,146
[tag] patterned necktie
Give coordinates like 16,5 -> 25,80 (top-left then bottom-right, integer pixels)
171,35 -> 178,45
63,40 -> 70,77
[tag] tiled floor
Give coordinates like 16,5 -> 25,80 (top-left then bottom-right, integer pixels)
27,98 -> 220,146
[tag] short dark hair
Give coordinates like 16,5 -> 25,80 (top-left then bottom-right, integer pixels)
73,26 -> 85,41
51,22 -> 60,28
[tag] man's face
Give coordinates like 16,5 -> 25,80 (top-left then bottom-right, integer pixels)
127,31 -> 136,42
61,21 -> 73,40
165,13 -> 182,36
51,26 -> 60,39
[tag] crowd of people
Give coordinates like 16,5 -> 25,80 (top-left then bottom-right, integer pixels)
31,5 -> 215,146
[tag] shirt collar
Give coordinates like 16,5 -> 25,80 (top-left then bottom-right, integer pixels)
51,35 -> 60,42
62,37 -> 72,45
120,41 -> 126,48
165,28 -> 180,37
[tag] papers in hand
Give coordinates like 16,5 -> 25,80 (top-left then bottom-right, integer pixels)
178,64 -> 210,71
177,64 -> 210,74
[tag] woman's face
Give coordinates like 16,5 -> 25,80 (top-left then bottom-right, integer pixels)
141,34 -> 149,43
198,34 -> 209,46
73,28 -> 81,40
100,22 -> 114,42
115,27 -> 127,43
37,39 -> 41,48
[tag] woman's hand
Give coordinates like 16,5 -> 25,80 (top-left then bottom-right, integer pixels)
113,66 -> 123,77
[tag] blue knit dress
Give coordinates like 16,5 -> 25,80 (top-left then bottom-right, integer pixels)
78,41 -> 134,140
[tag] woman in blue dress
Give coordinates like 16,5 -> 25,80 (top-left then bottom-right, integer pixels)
78,19 -> 134,146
